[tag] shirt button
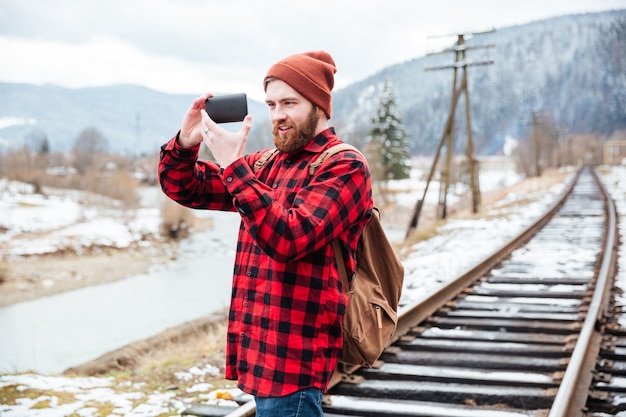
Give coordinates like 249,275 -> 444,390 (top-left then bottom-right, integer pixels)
272,184 -> 278,189
244,301 -> 249,307
247,271 -> 252,276
226,176 -> 233,183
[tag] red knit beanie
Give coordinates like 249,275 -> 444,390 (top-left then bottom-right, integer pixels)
264,50 -> 337,119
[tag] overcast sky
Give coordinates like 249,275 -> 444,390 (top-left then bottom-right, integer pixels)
1,0 -> 624,101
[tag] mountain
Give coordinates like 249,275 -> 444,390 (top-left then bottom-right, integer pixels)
0,83 -> 269,155
0,9 -> 624,156
332,9 -> 626,155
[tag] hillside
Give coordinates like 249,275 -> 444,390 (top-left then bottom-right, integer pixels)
0,9 -> 624,156
0,83 -> 270,155
332,9 -> 626,155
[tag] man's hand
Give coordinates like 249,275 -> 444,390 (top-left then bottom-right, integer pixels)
201,111 -> 253,167
178,93 -> 213,148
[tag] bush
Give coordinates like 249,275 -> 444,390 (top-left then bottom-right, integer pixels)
0,261 -> 7,285
159,199 -> 196,239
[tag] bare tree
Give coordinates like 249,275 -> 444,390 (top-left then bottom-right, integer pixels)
514,111 -> 558,177
72,127 -> 109,174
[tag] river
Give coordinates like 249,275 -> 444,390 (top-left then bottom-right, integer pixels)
0,210 -> 241,375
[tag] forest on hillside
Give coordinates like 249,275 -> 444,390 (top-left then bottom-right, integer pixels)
330,10 -> 626,158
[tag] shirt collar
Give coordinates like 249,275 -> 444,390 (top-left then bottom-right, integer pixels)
301,127 -> 336,155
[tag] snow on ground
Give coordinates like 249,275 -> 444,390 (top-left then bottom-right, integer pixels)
0,180 -> 161,257
397,171 -> 572,311
602,167 -> 626,327
0,165 -> 624,416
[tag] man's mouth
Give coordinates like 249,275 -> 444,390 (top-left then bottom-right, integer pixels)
277,125 -> 291,134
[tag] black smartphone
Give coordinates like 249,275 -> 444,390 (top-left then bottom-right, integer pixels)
204,93 -> 248,123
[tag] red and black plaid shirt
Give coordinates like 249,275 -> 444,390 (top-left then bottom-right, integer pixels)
158,128 -> 372,397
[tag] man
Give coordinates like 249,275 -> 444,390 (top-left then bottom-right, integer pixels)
158,50 -> 373,416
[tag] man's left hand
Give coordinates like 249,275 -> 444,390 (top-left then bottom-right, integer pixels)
201,111 -> 253,167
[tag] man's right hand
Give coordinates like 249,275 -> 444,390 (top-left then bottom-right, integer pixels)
178,93 -> 213,148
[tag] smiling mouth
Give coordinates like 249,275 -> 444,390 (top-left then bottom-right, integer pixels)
277,125 -> 291,134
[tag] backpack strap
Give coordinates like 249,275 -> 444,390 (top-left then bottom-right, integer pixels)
253,149 -> 280,173
314,143 -> 365,291
332,240 -> 349,291
253,143 -> 363,177
332,207 -> 379,292
308,143 -> 363,177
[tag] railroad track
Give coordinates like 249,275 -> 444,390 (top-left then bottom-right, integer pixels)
191,166 -> 619,417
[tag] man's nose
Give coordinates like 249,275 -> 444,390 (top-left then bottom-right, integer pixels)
271,106 -> 286,122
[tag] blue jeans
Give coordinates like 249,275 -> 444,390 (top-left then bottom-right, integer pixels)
255,387 -> 323,417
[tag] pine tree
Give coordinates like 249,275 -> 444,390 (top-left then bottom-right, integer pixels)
366,79 -> 411,191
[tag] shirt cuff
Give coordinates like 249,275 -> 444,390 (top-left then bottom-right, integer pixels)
222,158 -> 271,214
163,132 -> 201,159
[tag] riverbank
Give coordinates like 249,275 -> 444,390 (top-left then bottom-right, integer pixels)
0,217 -> 214,308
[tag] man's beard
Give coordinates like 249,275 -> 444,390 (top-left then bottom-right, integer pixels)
272,107 -> 319,153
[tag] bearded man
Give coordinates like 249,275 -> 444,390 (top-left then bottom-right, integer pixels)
158,50 -> 373,417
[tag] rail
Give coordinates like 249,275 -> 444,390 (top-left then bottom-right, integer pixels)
547,168 -> 618,416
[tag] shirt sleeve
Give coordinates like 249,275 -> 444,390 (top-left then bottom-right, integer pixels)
157,135 -> 236,211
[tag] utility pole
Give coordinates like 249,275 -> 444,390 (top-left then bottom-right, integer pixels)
406,31 -> 494,240
532,111 -> 542,177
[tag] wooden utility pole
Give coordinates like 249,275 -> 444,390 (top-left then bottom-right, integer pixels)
532,111 -> 542,177
406,31 -> 494,240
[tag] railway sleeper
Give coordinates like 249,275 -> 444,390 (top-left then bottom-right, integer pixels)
395,336 -> 573,357
435,308 -> 582,321
604,323 -> 626,337
597,359 -> 626,376
594,375 -> 626,393
411,326 -> 576,345
604,335 -> 626,349
486,276 -> 591,285
476,281 -> 590,292
425,316 -> 583,334
379,350 -> 569,372
327,379 -> 558,409
465,287 -> 590,299
322,395 -> 550,417
355,362 -> 561,388
586,390 -> 626,415
600,346 -> 626,360
448,299 -> 582,314
460,294 -> 584,308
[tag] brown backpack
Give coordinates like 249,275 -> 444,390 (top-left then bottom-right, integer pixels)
253,143 -> 405,367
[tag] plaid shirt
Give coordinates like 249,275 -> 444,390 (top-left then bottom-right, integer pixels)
158,128 -> 372,397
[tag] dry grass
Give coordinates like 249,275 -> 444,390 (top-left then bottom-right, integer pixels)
159,198 -> 197,239
65,310 -> 229,377
54,311 -> 234,415
0,260 -> 7,285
